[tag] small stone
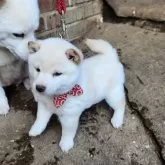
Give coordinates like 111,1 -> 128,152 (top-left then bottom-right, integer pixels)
153,29 -> 157,32
10,140 -> 15,143
132,10 -> 136,16
133,141 -> 136,144
145,145 -> 150,149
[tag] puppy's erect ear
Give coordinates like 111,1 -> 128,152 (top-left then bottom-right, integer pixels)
66,49 -> 81,65
0,0 -> 6,8
28,41 -> 40,54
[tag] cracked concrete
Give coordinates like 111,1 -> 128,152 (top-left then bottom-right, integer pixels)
0,22 -> 165,164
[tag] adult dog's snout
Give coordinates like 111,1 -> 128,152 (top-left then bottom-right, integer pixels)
36,84 -> 46,93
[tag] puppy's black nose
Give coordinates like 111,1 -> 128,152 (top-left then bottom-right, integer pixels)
36,85 -> 46,93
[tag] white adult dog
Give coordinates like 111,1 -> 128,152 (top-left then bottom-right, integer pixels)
0,0 -> 39,114
28,38 -> 126,152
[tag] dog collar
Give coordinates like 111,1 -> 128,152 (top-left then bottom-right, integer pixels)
53,84 -> 83,108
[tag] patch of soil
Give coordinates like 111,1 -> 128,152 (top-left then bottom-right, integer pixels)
1,134 -> 34,165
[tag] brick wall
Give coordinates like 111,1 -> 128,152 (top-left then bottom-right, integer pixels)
37,0 -> 103,41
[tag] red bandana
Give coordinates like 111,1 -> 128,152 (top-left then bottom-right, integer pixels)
53,84 -> 83,108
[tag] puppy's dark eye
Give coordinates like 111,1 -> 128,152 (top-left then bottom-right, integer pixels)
13,33 -> 25,38
53,72 -> 62,77
36,67 -> 40,72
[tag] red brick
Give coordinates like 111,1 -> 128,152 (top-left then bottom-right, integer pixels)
46,13 -> 61,30
39,0 -> 56,13
37,17 -> 46,32
37,0 -> 103,41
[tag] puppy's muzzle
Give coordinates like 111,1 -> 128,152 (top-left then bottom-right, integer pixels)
36,85 -> 46,93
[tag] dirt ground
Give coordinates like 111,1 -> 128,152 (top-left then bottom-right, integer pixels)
0,22 -> 165,165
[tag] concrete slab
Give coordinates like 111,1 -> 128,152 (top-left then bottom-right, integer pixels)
85,22 -> 165,162
0,22 -> 165,164
105,0 -> 165,21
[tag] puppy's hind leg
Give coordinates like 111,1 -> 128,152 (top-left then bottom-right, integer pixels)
0,83 -> 10,115
105,85 -> 125,128
29,102 -> 53,136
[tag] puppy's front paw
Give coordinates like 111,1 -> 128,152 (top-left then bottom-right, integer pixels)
111,115 -> 123,128
0,101 -> 10,115
29,125 -> 42,137
59,139 -> 74,152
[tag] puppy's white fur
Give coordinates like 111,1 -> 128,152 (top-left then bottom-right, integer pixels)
28,38 -> 126,152
0,0 -> 39,114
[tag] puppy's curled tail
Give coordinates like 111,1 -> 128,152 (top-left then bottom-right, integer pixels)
84,38 -> 117,57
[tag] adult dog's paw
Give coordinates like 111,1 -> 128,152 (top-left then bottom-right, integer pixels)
24,78 -> 31,90
0,101 -> 10,115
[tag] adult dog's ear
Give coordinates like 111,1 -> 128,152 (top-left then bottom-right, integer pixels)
28,41 -> 40,54
66,49 -> 81,65
0,0 -> 6,8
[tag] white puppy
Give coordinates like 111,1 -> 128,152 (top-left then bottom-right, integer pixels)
0,0 -> 39,114
28,38 -> 126,152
